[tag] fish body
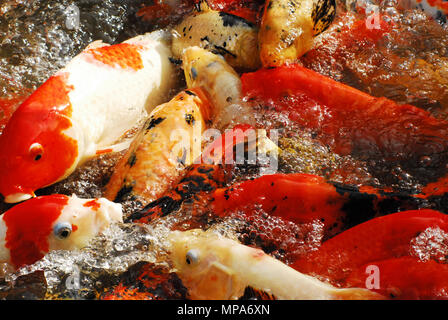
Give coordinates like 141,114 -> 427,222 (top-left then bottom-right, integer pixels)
104,88 -> 211,208
292,209 -> 448,282
211,173 -> 424,237
172,1 -> 261,70
0,32 -> 175,203
168,229 -> 383,299
259,0 -> 336,67
0,194 -> 122,269
242,64 -> 448,185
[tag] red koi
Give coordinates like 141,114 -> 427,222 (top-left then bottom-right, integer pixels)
242,64 -> 448,186
291,210 -> 448,284
211,173 -> 424,236
346,257 -> 448,299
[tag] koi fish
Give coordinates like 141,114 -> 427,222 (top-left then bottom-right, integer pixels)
172,0 -> 261,70
0,194 -> 122,269
0,32 -> 175,203
104,88 -> 211,208
128,124 -> 278,224
291,209 -> 448,284
258,0 -> 336,67
241,64 -> 448,186
211,173 -> 424,237
127,164 -> 228,224
168,229 -> 384,299
346,256 -> 448,300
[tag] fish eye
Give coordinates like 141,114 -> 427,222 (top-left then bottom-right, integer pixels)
29,143 -> 44,161
186,249 -> 199,265
53,222 -> 72,240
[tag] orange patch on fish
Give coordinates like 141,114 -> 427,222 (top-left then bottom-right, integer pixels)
83,199 -> 101,211
96,148 -> 113,155
86,43 -> 145,70
25,73 -> 74,115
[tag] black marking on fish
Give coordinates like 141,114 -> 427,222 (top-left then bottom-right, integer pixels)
435,10 -> 447,24
185,113 -> 196,125
211,44 -> 237,58
128,165 -> 226,223
239,286 -> 277,300
333,182 -> 425,229
169,57 -> 183,65
197,166 -> 214,174
185,90 -> 197,96
146,117 -> 166,130
114,184 -> 134,203
127,152 -> 137,167
127,196 -> 183,222
219,11 -> 254,28
312,0 -> 336,36
195,0 -> 210,12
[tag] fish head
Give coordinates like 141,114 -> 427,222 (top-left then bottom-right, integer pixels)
47,195 -> 123,251
182,46 -> 225,88
168,229 -> 238,299
0,76 -> 82,203
1,194 -> 122,269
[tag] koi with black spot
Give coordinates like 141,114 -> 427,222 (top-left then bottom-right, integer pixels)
104,88 -> 211,207
211,173 -> 426,237
172,1 -> 261,70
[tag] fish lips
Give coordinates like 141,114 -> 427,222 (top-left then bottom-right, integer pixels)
3,191 -> 35,204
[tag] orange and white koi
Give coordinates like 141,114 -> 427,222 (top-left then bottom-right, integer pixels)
0,194 -> 122,270
168,229 -> 384,300
104,88 -> 211,207
0,32 -> 175,203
